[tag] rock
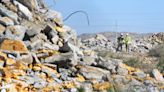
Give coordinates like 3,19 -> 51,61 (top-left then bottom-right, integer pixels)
60,42 -> 83,56
43,43 -> 59,51
93,82 -> 111,91
81,56 -> 96,65
0,24 -> 5,34
17,54 -> 33,64
79,65 -> 110,80
95,34 -> 108,41
51,35 -> 59,44
0,61 -> 4,68
152,69 -> 164,82
0,39 -> 28,53
5,25 -> 27,40
95,58 -> 123,73
46,10 -> 63,25
13,0 -> 33,20
16,0 -> 39,11
44,52 -> 78,67
0,3 -> 18,23
3,1 -> 18,12
133,71 -> 147,78
0,17 -> 14,26
34,81 -> 47,89
117,67 -> 128,76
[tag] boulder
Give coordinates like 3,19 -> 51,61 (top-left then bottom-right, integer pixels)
46,10 -> 63,25
44,52 -> 78,67
5,25 -> 27,40
79,65 -> 110,80
13,0 -> 33,20
16,0 -> 39,11
59,42 -> 83,56
16,54 -> 33,64
0,24 -> 5,34
152,69 -> 164,82
0,17 -> 14,26
81,56 -> 96,65
0,3 -> 18,23
0,39 -> 28,53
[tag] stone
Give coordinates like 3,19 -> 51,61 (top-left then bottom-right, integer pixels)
34,81 -> 47,89
17,54 -> 33,64
6,58 -> 16,65
44,52 -> 78,67
0,3 -> 18,23
60,42 -> 83,56
117,67 -> 128,76
16,0 -> 39,11
0,17 -> 14,26
5,25 -> 27,40
152,69 -> 164,82
80,83 -> 93,92
41,65 -> 58,77
13,0 -> 33,20
79,65 -> 110,80
4,1 -> 18,12
133,71 -> 147,79
43,43 -> 59,51
46,10 -> 63,25
56,26 -> 65,33
0,24 -> 5,34
0,39 -> 28,53
82,56 -> 96,65
51,35 -> 59,44
95,34 -> 108,41
93,82 -> 111,91
95,58 -> 119,73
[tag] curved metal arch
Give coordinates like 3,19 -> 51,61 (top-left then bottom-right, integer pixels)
63,10 -> 90,26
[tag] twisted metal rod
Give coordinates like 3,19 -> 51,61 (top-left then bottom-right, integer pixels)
63,10 -> 90,26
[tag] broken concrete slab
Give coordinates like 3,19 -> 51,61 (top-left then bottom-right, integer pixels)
0,39 -> 28,53
5,25 -> 27,40
0,24 -> 5,34
0,3 -> 18,23
13,0 -> 33,20
0,17 -> 14,26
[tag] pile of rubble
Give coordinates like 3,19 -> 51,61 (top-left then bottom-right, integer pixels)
148,33 -> 164,44
0,0 -> 163,92
81,33 -> 163,53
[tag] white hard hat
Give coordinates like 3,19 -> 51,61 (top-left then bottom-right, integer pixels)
120,33 -> 123,35
126,33 -> 129,35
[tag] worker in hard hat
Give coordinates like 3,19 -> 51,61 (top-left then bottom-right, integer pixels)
124,33 -> 132,52
116,33 -> 124,52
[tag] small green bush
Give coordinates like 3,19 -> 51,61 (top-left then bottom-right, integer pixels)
149,44 -> 164,57
156,57 -> 164,73
149,44 -> 164,72
124,58 -> 141,68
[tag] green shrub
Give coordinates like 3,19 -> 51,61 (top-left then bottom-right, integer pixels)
124,58 -> 141,68
156,57 -> 164,73
149,44 -> 164,72
149,44 -> 164,57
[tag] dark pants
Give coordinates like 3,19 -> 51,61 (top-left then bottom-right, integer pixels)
116,43 -> 123,52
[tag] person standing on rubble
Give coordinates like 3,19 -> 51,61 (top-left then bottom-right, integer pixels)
116,33 -> 124,52
124,33 -> 132,52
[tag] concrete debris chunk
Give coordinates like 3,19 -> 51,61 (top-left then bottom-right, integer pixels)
13,0 -> 33,20
0,39 -> 28,53
0,17 -> 14,26
0,3 -> 18,23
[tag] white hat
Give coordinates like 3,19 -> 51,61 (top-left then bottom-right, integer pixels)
126,33 -> 129,35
